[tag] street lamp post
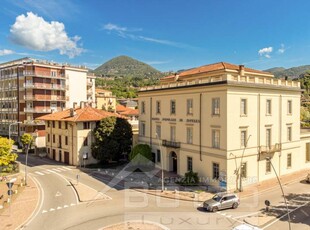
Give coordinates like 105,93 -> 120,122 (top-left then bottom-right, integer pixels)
266,157 -> 291,230
156,132 -> 164,192
9,121 -> 22,141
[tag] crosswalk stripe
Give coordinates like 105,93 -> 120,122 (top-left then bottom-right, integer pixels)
49,208 -> 55,211
47,169 -> 56,173
51,168 -> 61,172
62,167 -> 72,171
70,203 -> 75,206
35,171 -> 44,175
44,170 -> 51,174
57,167 -> 67,171
63,205 -> 69,208
42,210 -> 47,213
57,206 -> 62,210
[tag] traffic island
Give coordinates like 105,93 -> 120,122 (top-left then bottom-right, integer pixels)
69,181 -> 111,202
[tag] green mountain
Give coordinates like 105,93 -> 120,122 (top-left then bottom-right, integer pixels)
265,65 -> 310,78
94,55 -> 164,78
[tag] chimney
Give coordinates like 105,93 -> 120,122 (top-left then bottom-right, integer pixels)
239,65 -> 245,76
70,108 -> 74,117
73,102 -> 77,109
80,101 -> 84,109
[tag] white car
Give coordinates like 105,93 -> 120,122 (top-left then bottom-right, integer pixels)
232,224 -> 262,230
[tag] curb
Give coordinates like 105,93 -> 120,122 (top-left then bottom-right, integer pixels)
69,181 -> 81,203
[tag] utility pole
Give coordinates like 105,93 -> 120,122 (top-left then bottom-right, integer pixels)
266,157 -> 291,230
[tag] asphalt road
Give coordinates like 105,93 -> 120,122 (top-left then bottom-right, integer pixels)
17,154 -> 310,230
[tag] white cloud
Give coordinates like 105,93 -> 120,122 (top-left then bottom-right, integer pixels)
102,23 -> 193,49
258,47 -> 273,58
0,49 -> 14,56
278,44 -> 285,54
10,12 -> 83,58
103,23 -> 128,32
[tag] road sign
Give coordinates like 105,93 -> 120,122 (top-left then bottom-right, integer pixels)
7,190 -> 13,196
6,182 -> 13,189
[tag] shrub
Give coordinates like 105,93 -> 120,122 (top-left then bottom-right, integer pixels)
177,171 -> 199,186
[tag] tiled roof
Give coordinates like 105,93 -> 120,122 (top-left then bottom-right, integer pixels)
161,62 -> 272,80
116,104 -> 127,112
95,88 -> 112,93
120,109 -> 139,116
37,106 -> 122,122
35,130 -> 46,137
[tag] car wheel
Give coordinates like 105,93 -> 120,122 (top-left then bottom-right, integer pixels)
232,202 -> 238,209
212,206 -> 218,212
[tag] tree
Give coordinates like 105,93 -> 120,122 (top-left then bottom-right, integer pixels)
92,117 -> 133,162
129,144 -> 152,165
0,136 -> 17,166
21,133 -> 33,150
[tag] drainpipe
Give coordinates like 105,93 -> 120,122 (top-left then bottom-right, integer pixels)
200,93 -> 202,161
279,95 -> 282,176
71,123 -> 74,165
257,94 -> 260,183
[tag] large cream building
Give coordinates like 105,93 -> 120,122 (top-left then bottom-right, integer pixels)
138,62 -> 310,191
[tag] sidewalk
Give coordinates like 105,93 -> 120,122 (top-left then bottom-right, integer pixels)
239,168 -> 310,198
0,176 -> 39,230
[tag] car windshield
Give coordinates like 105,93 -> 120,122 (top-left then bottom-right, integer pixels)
212,194 -> 223,202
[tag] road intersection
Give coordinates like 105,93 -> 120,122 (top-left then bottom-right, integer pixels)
16,154 -> 310,230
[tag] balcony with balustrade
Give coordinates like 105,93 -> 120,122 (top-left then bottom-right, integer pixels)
24,95 -> 66,101
162,139 -> 181,148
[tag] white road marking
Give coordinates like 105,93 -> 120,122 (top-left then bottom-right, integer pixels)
55,191 -> 62,197
63,205 -> 69,208
49,208 -> 55,212
262,202 -> 309,229
44,170 -> 51,174
51,168 -> 61,172
57,167 -> 67,171
301,209 -> 309,216
35,171 -> 44,175
57,206 -> 62,210
42,210 -> 47,213
47,169 -> 56,173
233,211 -> 262,219
62,167 -> 72,170
70,203 -> 76,206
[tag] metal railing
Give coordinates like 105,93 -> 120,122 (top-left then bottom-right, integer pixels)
162,139 -> 181,148
259,143 -> 281,154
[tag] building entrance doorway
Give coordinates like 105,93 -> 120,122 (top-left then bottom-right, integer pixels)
170,151 -> 177,173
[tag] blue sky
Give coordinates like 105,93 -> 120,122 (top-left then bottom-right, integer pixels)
1,0 -> 310,72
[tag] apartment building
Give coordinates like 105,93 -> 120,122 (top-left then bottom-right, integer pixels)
95,88 -> 116,112
0,58 -> 95,141
138,62 -> 310,191
37,104 -> 121,166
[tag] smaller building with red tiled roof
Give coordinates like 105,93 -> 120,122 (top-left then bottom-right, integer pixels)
36,105 -> 122,166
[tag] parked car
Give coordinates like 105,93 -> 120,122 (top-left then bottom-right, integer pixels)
203,193 -> 240,212
306,173 -> 310,183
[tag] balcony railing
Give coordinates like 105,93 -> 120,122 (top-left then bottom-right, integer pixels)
259,144 -> 281,154
24,95 -> 66,101
22,83 -> 66,90
162,139 -> 181,148
24,108 -> 53,113
23,71 -> 65,78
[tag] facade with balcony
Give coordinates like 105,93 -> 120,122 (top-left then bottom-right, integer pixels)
0,58 -> 95,140
138,62 -> 310,191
